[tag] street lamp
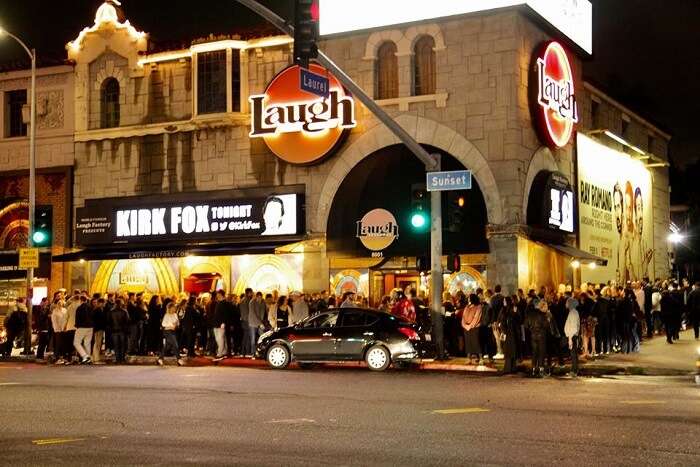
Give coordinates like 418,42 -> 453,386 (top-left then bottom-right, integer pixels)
0,26 -> 37,356
668,232 -> 684,244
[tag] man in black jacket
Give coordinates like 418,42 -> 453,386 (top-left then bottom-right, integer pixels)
687,282 -> 700,340
127,292 -> 141,355
109,297 -> 130,363
92,298 -> 107,364
73,296 -> 93,364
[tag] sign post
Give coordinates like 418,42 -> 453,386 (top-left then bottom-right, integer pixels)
18,248 -> 40,269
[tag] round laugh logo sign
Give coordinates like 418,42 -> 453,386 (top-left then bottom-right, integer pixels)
356,209 -> 399,252
531,41 -> 579,149
249,63 -> 356,165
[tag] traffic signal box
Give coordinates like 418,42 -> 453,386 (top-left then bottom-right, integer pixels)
294,0 -> 319,69
32,205 -> 53,247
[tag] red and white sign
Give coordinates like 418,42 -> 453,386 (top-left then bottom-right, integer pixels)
249,64 -> 356,165
531,41 -> 578,149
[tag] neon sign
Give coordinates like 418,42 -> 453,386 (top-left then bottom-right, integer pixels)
249,64 -> 356,165
531,41 -> 578,149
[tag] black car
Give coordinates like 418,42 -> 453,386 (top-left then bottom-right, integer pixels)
256,307 -> 434,371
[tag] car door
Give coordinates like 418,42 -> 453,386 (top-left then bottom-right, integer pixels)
335,309 -> 378,360
289,311 -> 338,361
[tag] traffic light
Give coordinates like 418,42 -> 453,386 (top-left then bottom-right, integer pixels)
446,254 -> 461,274
447,192 -> 466,233
32,205 -> 52,247
410,183 -> 429,231
294,0 -> 319,69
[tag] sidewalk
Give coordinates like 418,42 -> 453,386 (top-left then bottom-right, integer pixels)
4,330 -> 697,376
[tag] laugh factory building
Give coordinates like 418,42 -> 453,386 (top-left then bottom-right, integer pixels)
0,1 -> 670,304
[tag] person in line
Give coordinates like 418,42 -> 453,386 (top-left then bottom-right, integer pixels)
146,295 -> 163,356
34,298 -> 51,360
564,294 -> 581,377
687,282 -> 700,340
269,295 -> 290,331
290,292 -> 310,324
126,292 -> 140,355
110,297 -> 130,364
213,290 -> 228,361
64,291 -> 81,363
526,298 -> 550,378
158,302 -> 184,366
225,294 -> 241,356
247,292 -> 267,358
497,296 -> 518,374
478,288 -> 495,363
461,294 -> 482,365
340,291 -> 356,308
73,296 -> 93,364
103,293 -> 115,358
179,297 -> 197,357
239,288 -> 253,356
490,285 -> 506,359
50,299 -> 68,365
92,298 -> 107,364
660,286 -> 679,344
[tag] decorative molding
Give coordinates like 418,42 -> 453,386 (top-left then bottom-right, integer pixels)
375,92 -> 448,111
37,90 -> 65,130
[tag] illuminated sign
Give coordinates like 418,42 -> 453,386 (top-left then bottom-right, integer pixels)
577,134 -> 653,284
250,63 -> 356,165
76,193 -> 303,246
356,209 -> 399,254
319,0 -> 592,54
528,171 -> 575,234
530,41 -> 578,149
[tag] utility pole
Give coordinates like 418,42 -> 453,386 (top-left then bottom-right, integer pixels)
235,0 -> 445,348
0,28 -> 37,355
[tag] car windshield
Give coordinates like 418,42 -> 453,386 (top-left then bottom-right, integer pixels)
302,312 -> 338,328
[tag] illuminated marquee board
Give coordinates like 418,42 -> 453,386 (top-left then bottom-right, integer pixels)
530,41 -> 578,149
318,0 -> 592,54
249,63 -> 356,165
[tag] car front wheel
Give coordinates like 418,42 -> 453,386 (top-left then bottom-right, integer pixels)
365,345 -> 391,371
266,344 -> 290,369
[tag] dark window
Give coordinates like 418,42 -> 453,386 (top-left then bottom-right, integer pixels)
340,310 -> 369,327
100,78 -> 120,129
231,50 -> 241,112
413,36 -> 436,96
6,89 -> 27,137
197,50 -> 227,115
303,312 -> 338,328
376,42 -> 398,100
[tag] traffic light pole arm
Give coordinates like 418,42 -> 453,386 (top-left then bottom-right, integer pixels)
233,0 -> 438,171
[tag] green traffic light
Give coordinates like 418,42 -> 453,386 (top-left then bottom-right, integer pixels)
411,212 -> 427,229
32,231 -> 48,245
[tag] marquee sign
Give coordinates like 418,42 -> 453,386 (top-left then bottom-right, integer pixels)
356,209 -> 399,256
249,63 -> 356,165
75,193 -> 303,246
530,41 -> 578,149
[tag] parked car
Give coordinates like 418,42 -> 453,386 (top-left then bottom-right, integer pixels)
256,307 -> 434,371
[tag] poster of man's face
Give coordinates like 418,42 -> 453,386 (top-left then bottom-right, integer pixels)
261,194 -> 298,236
613,183 -> 623,235
634,188 -> 643,236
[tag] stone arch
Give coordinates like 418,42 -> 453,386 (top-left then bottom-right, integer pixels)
94,62 -> 126,94
363,29 -> 404,60
522,146 -> 559,221
403,23 -> 446,55
316,115 -> 504,233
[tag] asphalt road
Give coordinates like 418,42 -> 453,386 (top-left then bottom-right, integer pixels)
0,363 -> 698,466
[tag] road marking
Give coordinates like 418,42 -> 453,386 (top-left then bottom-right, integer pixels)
0,382 -> 21,386
432,407 -> 490,415
32,438 -> 86,446
622,401 -> 668,405
266,418 -> 317,424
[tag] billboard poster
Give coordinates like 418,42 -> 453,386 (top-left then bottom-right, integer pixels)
577,134 -> 653,284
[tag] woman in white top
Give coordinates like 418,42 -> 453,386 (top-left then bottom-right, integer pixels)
50,300 -> 68,365
158,302 -> 183,366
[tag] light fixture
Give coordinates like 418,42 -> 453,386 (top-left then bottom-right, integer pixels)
668,232 -> 684,244
571,260 -> 580,269
79,258 -> 86,264
588,262 -> 596,270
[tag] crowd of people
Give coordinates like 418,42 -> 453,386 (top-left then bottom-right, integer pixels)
1,277 -> 698,377
0,288 -> 345,365
436,278 -> 700,377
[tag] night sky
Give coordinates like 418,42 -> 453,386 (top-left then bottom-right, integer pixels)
0,0 -> 697,165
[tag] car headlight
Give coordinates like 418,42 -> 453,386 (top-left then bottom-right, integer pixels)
258,331 -> 273,345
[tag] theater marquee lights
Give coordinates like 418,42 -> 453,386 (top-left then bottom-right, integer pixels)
249,64 -> 356,165
530,41 -> 578,149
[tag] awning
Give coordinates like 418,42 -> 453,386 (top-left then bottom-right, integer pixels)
51,238 -> 303,262
544,243 -> 608,266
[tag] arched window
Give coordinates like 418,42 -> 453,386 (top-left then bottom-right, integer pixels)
101,78 -> 120,129
413,36 -> 436,96
375,42 -> 398,100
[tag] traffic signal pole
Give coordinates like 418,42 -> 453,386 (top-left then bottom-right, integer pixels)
235,0 -> 445,348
